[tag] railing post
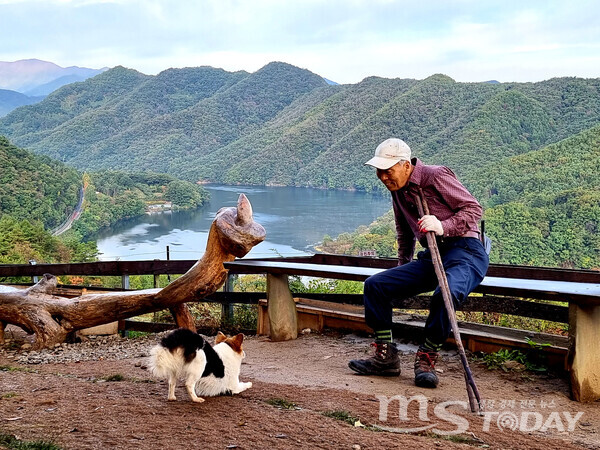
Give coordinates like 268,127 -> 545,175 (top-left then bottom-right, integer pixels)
29,260 -> 38,284
166,246 -> 171,283
119,274 -> 130,337
153,262 -> 161,322
568,303 -> 600,402
221,273 -> 236,327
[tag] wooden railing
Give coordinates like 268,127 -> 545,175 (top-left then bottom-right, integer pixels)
1,255 -> 597,328
1,255 -> 599,401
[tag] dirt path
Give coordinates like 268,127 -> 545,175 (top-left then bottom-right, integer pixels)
1,329 -> 598,449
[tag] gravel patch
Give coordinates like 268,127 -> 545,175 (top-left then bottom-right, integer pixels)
0,329 -> 260,365
1,333 -> 157,365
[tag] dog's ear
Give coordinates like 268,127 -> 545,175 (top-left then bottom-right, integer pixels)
215,331 -> 227,344
226,333 -> 244,353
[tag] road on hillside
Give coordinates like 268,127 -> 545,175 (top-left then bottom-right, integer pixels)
51,186 -> 84,236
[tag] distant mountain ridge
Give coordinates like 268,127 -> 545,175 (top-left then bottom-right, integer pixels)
0,59 -> 108,116
0,89 -> 44,117
0,59 -> 107,93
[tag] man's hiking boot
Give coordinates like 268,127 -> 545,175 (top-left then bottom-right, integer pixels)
414,349 -> 439,388
348,340 -> 401,376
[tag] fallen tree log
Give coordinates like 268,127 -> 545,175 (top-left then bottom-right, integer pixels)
0,194 -> 265,349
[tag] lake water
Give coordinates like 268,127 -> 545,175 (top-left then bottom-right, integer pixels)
95,184 -> 391,261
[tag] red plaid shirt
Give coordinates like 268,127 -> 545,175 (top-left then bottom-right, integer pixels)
391,158 -> 483,265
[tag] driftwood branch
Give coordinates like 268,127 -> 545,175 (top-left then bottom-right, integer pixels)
0,194 -> 265,349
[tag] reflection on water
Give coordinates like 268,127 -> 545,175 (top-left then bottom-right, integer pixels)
95,184 -> 391,261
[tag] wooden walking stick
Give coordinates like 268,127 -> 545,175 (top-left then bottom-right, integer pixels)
415,187 -> 483,414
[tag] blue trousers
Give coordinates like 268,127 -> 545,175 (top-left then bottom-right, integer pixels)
363,237 -> 489,345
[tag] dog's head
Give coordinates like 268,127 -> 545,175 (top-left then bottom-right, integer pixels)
215,331 -> 246,358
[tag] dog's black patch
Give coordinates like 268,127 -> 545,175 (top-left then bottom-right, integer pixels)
160,328 -> 205,363
201,340 -> 225,378
159,328 -> 225,378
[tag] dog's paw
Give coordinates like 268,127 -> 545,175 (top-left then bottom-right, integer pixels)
238,381 -> 252,392
167,396 -> 177,401
192,397 -> 205,403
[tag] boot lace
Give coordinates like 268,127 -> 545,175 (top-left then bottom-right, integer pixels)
371,341 -> 389,359
415,350 -> 438,373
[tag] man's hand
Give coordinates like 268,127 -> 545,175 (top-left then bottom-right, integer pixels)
418,215 -> 443,236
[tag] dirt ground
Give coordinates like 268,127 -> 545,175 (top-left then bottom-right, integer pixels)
1,327 -> 598,450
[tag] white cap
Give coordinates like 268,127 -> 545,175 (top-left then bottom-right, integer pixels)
365,138 -> 411,170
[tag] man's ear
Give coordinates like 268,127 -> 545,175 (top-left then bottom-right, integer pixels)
215,331 -> 227,344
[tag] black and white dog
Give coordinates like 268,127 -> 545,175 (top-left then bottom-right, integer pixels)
148,329 -> 252,403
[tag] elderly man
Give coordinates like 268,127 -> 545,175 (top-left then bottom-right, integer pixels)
348,138 -> 489,388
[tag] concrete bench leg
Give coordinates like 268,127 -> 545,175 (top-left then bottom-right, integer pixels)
568,304 -> 600,402
266,273 -> 298,341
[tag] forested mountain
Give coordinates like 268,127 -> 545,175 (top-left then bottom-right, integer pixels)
474,124 -> 600,268
0,67 -> 151,154
0,62 -> 598,268
0,62 -> 328,171
0,136 -> 209,238
0,136 -> 81,229
1,65 -> 599,198
0,137 -> 210,265
323,125 -> 600,269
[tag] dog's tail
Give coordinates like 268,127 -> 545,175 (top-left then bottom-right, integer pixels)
148,345 -> 184,379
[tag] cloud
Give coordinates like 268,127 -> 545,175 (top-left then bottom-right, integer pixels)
0,0 -> 598,82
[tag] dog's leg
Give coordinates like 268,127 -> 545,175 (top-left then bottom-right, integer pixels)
185,376 -> 205,403
168,374 -> 177,401
231,381 -> 252,394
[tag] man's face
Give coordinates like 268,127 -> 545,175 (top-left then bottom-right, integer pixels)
376,161 -> 412,191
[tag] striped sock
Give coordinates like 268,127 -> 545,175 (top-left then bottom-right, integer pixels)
375,330 -> 393,343
421,338 -> 443,352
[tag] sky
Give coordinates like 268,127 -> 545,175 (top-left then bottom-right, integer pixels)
0,0 -> 599,84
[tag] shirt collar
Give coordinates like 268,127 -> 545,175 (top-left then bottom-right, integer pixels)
406,157 -> 423,188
